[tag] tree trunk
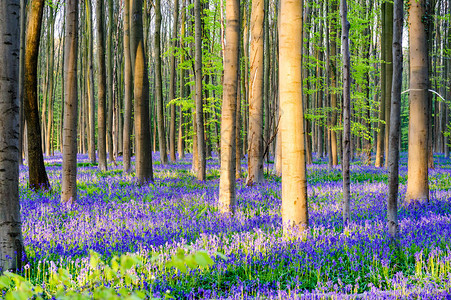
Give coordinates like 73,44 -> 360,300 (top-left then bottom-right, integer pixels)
131,0 -> 154,183
0,0 -> 27,273
280,0 -> 308,235
246,0 -> 264,185
18,0 -> 27,165
24,0 -> 51,191
85,0 -> 96,164
375,3 -> 387,168
96,0 -> 107,171
155,0 -> 168,164
341,0 -> 351,226
219,0 -> 240,214
123,0 -> 132,173
45,6 -> 55,156
178,0 -> 186,160
62,0 -> 79,204
405,0 -> 429,204
329,0 -> 338,166
387,0 -> 403,243
107,0 -> 115,163
194,0 -> 206,181
169,0 -> 179,162
384,2 -> 393,168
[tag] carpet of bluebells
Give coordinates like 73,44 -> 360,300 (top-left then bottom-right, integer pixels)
18,152 -> 451,299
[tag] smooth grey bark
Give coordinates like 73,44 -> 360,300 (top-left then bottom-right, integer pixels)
0,0 -> 27,273
62,0 -> 79,204
86,0 -> 96,164
340,0 -> 351,226
387,0 -> 403,243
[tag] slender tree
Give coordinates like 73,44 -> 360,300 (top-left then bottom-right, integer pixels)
131,0 -> 154,183
18,0 -> 28,166
169,0 -> 179,162
405,0 -> 429,204
387,0 -> 403,242
194,0 -> 206,181
219,0 -> 240,214
24,0 -> 51,191
85,0 -> 96,164
329,0 -> 339,166
123,0 -> 132,173
45,5 -> 56,156
62,0 -> 79,204
246,0 -> 265,185
341,0 -> 351,226
95,0 -> 107,171
280,0 -> 308,235
0,0 -> 27,272
107,0 -> 114,163
155,0 -> 168,164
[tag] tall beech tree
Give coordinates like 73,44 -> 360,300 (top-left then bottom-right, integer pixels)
219,0 -> 240,214
405,0 -> 429,204
387,0 -> 403,242
131,0 -> 154,183
62,0 -> 79,204
96,0 -> 108,171
155,0 -> 168,164
123,0 -> 132,173
86,0 -> 96,164
24,0 -> 51,191
107,0 -> 114,163
0,0 -> 27,272
341,0 -> 351,226
169,0 -> 179,162
194,0 -> 206,181
280,0 -> 308,234
246,0 -> 265,185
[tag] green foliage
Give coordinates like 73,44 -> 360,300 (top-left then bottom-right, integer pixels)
0,249 -> 217,299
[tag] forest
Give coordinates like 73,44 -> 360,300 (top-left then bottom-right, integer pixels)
0,0 -> 450,298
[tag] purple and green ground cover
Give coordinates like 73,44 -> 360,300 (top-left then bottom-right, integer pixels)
18,153 -> 451,299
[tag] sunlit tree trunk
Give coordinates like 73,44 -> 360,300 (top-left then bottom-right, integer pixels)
95,0 -> 107,171
131,0 -> 154,183
194,0 -> 206,181
341,0 -> 351,226
329,0 -> 338,166
246,0 -> 264,185
405,0 -> 429,204
123,0 -> 132,173
387,0 -> 403,243
45,6 -> 55,156
0,0 -> 27,273
62,0 -> 79,204
24,0 -> 50,191
219,0 -> 240,214
280,0 -> 308,235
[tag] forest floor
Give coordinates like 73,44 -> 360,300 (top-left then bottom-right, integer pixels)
18,152 -> 451,299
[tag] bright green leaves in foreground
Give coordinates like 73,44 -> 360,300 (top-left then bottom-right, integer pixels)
0,249 -> 218,300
